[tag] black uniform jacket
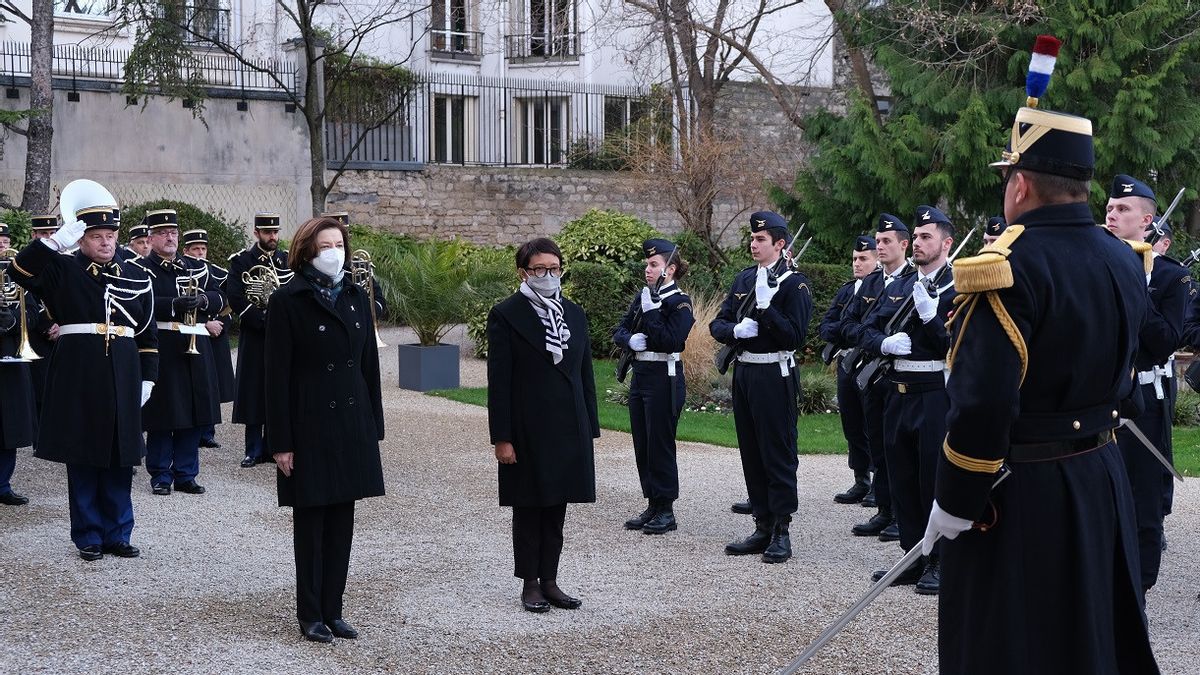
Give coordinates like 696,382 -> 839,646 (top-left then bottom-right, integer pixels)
10,242 -> 158,467
1135,254 -> 1190,370
858,266 -> 955,383
138,252 -> 223,431
228,244 -> 290,425
612,283 -> 694,375
192,257 -> 236,402
710,265 -> 812,352
0,280 -> 39,449
487,292 -> 599,508
818,279 -> 857,348
265,272 -> 385,508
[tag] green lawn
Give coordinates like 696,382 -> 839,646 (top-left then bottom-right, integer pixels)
430,360 -> 1200,476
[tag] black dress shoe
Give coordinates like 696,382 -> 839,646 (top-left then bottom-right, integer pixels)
860,488 -> 877,508
326,618 -> 358,639
872,558 -> 924,586
240,456 -> 257,468
199,438 -> 221,448
915,558 -> 940,595
102,542 -> 140,558
730,500 -> 753,515
624,505 -> 656,530
541,586 -> 582,610
174,480 -> 206,495
851,511 -> 892,536
299,621 -> 334,643
834,479 -> 871,504
877,522 -> 901,542
725,520 -> 772,555
642,508 -> 677,535
0,491 -> 29,506
761,519 -> 792,564
78,545 -> 103,562
151,483 -> 172,496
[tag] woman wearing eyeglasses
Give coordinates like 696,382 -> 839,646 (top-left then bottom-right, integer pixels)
486,237 -> 599,613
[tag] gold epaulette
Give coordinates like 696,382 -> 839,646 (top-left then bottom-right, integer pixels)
951,225 -> 1026,294
1124,239 -> 1154,275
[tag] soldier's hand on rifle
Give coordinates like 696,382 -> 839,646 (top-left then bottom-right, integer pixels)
922,500 -> 974,555
881,332 -> 912,356
628,333 -> 648,352
45,218 -> 87,252
640,287 -> 662,313
733,317 -> 759,339
913,282 -> 939,323
140,381 -> 154,407
171,295 -> 202,314
755,266 -> 779,309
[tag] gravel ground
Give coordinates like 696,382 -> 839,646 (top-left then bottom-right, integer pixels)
1,324 -> 1197,674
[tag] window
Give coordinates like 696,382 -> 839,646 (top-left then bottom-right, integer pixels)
508,0 -> 579,61
517,97 -> 568,165
55,0 -> 116,18
431,0 -> 480,57
432,95 -> 476,164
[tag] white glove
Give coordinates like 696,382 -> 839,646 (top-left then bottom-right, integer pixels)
755,266 -> 779,309
628,333 -> 648,352
45,218 -> 87,252
912,281 -> 938,323
733,317 -> 759,339
140,381 -> 154,407
922,499 -> 975,555
639,287 -> 661,313
880,332 -> 912,356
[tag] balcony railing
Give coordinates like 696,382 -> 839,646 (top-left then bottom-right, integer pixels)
156,4 -> 232,45
429,29 -> 483,61
505,32 -> 582,63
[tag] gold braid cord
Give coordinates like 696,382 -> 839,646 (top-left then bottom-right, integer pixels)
946,291 -> 1028,385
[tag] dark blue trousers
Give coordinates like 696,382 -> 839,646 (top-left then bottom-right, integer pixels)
0,448 -> 15,495
1115,381 -> 1171,589
836,365 -> 871,474
882,381 -> 948,555
861,382 -> 893,514
628,364 -> 685,501
244,424 -> 265,461
145,427 -> 202,487
67,464 -> 134,549
732,362 -> 798,519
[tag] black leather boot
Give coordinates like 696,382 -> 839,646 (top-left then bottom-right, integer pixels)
642,501 -> 677,534
872,555 -> 924,585
724,518 -> 772,555
761,516 -> 792,563
860,486 -> 877,508
730,500 -> 753,515
851,510 -> 892,536
834,473 -> 871,504
915,556 -> 940,595
877,521 -> 901,542
624,501 -> 656,530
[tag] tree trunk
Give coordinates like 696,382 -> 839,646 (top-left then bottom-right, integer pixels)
20,0 -> 55,214
825,0 -> 881,127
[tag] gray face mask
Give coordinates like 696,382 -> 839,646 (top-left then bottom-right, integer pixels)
525,273 -> 561,297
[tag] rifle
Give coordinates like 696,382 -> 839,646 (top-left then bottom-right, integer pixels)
839,263 -> 910,376
714,231 -> 811,375
853,227 -> 977,391
615,246 -> 680,384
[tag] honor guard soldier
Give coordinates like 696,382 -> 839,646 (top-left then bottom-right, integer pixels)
857,206 -> 958,594
710,211 -> 812,563
925,38 -> 1160,673
613,238 -> 695,534
227,213 -> 290,467
24,216 -> 61,414
183,228 -> 235,448
818,235 -> 878,504
840,214 -> 915,541
0,224 -> 39,506
1104,174 -> 1189,593
982,216 -> 1007,246
8,179 -> 158,560
139,210 -> 223,495
118,222 -> 150,261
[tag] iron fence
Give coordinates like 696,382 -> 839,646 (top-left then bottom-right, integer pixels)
325,70 -> 655,171
429,29 -> 484,60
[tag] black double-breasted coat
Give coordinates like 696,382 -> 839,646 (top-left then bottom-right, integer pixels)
264,272 -> 385,509
196,258 -> 236,403
228,244 -> 289,425
487,293 -> 599,508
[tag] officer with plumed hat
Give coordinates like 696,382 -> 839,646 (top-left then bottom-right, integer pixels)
924,35 -> 1159,673
182,228 -> 236,448
710,211 -> 812,563
819,235 -> 879,505
613,238 -> 694,534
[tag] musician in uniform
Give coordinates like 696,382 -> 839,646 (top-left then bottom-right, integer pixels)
1103,174 -> 1189,593
711,211 -> 811,564
8,182 -> 158,560
24,216 -> 60,414
0,225 -> 38,506
840,215 -> 915,541
117,223 -> 150,262
981,216 -> 1007,246
227,214 -> 289,467
855,206 -> 957,594
183,228 -> 235,448
139,210 -> 223,495
925,97 -> 1159,671
613,238 -> 694,534
819,235 -> 878,504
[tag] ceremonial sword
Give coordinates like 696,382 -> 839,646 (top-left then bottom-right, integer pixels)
1120,417 -> 1184,482
777,467 -> 1012,674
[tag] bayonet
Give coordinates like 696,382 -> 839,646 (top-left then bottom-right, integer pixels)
1120,417 -> 1184,482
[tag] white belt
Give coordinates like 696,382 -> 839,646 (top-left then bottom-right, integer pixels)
58,323 -> 133,338
737,350 -> 795,376
894,359 -> 946,373
1137,363 -> 1174,400
156,321 -> 209,336
634,351 -> 681,376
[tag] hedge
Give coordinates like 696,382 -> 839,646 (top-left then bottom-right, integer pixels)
121,200 -> 247,265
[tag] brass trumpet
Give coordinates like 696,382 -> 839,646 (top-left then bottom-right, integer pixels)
0,248 -> 41,362
350,249 -> 387,348
179,272 -> 201,356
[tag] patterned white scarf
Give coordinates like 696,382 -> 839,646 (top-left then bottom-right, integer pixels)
519,281 -> 571,364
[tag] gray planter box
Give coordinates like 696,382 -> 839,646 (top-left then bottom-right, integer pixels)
397,343 -> 460,391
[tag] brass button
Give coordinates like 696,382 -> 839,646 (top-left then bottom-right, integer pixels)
355,321 -> 361,328
1111,410 -> 1119,419
347,397 -> 355,406
327,363 -> 334,371
1072,420 -> 1081,430
319,325 -> 326,332
347,359 -> 354,367
329,401 -> 337,409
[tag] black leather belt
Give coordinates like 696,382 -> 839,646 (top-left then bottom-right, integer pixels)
1009,432 -> 1113,463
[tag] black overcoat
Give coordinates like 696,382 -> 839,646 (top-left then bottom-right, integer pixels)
264,273 -> 385,508
0,289 -> 38,449
228,244 -> 289,425
199,259 -> 236,403
9,243 -> 158,467
487,293 -> 599,508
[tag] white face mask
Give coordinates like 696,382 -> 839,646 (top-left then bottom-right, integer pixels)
525,273 -> 561,297
313,247 -> 345,278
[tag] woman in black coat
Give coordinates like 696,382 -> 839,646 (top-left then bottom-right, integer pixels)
487,237 -> 599,613
265,216 -> 385,643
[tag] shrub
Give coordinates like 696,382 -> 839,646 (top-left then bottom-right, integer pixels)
557,209 -> 661,268
679,292 -> 724,407
0,210 -> 32,248
122,200 -> 247,264
377,239 -> 477,346
795,262 -> 851,362
463,244 -> 519,359
1175,389 -> 1200,427
564,260 -> 631,357
799,369 -> 839,415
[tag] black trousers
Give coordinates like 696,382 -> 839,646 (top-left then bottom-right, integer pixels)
629,365 -> 685,501
732,362 -> 799,519
1115,381 -> 1171,589
883,382 -> 947,554
835,363 -> 871,474
293,501 -> 355,623
861,382 -> 893,514
512,504 -> 567,580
